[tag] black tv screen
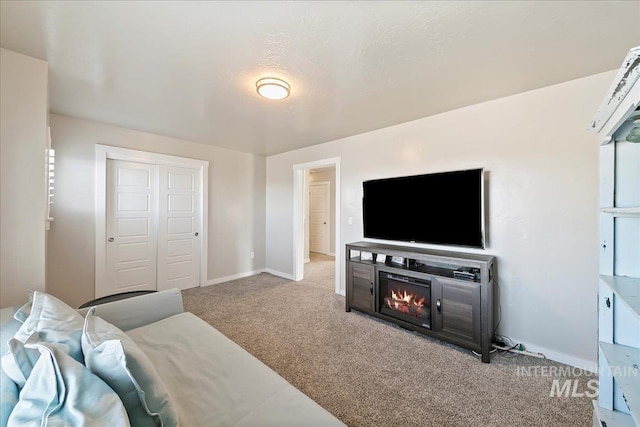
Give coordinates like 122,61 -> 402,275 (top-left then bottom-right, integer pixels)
362,168 -> 485,248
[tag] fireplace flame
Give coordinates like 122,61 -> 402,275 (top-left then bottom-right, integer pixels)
390,289 -> 425,307
385,289 -> 426,318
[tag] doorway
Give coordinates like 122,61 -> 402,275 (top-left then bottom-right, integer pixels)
293,157 -> 342,295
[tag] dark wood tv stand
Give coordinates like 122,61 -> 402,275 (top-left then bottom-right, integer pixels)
346,241 -> 496,362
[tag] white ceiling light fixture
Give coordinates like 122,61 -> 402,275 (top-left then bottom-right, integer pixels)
256,77 -> 290,100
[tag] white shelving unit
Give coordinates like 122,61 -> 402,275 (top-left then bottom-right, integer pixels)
590,46 -> 640,427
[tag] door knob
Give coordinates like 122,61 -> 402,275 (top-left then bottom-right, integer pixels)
194,232 -> 199,237
108,237 -> 114,242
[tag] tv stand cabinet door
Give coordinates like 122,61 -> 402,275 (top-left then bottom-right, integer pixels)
347,262 -> 375,313
435,278 -> 481,347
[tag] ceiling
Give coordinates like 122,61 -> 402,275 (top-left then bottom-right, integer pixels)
1,1 -> 639,156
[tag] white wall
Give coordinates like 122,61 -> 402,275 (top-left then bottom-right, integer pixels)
47,114 -> 266,309
0,48 -> 48,308
266,70 -> 617,368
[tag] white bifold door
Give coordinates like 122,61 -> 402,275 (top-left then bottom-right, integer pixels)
104,159 -> 201,297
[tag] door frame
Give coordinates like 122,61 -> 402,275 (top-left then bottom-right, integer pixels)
293,157 -> 342,295
309,181 -> 331,255
95,144 -> 209,297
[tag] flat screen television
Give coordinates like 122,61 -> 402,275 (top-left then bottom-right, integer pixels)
362,168 -> 485,248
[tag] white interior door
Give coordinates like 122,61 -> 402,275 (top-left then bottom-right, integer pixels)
157,166 -> 201,290
105,160 -> 158,296
309,182 -> 330,254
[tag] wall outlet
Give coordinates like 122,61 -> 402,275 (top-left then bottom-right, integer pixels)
250,251 -> 255,259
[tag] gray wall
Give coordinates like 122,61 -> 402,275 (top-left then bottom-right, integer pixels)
47,114 -> 266,309
265,70 -> 616,369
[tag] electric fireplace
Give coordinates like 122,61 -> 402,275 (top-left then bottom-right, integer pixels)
378,272 -> 431,329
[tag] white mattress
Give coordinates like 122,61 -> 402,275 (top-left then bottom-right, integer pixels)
127,312 -> 345,427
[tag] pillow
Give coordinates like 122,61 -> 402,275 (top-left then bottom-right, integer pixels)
1,333 -> 40,388
13,289 -> 34,323
7,340 -> 130,427
82,308 -> 179,427
0,368 -> 19,427
12,291 -> 85,363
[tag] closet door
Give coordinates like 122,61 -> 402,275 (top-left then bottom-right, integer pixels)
105,160 -> 159,296
157,165 -> 201,291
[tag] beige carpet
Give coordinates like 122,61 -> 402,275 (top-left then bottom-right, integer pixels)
182,253 -> 594,427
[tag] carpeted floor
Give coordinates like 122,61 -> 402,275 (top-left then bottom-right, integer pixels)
182,253 -> 594,427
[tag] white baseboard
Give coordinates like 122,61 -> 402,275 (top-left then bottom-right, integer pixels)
262,269 -> 296,281
203,269 -> 265,287
202,268 -> 342,295
509,338 -> 597,372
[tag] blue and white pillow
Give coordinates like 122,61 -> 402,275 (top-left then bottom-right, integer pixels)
0,368 -> 19,427
1,333 -> 40,388
12,291 -> 85,362
82,307 -> 179,427
1,291 -> 88,423
12,290 -> 33,323
7,340 -> 130,427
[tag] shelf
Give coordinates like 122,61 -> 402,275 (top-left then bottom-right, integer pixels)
592,400 -> 636,427
593,46 -> 640,427
600,207 -> 640,217
346,241 -> 494,264
600,275 -> 640,321
599,342 -> 640,426
348,244 -> 485,283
